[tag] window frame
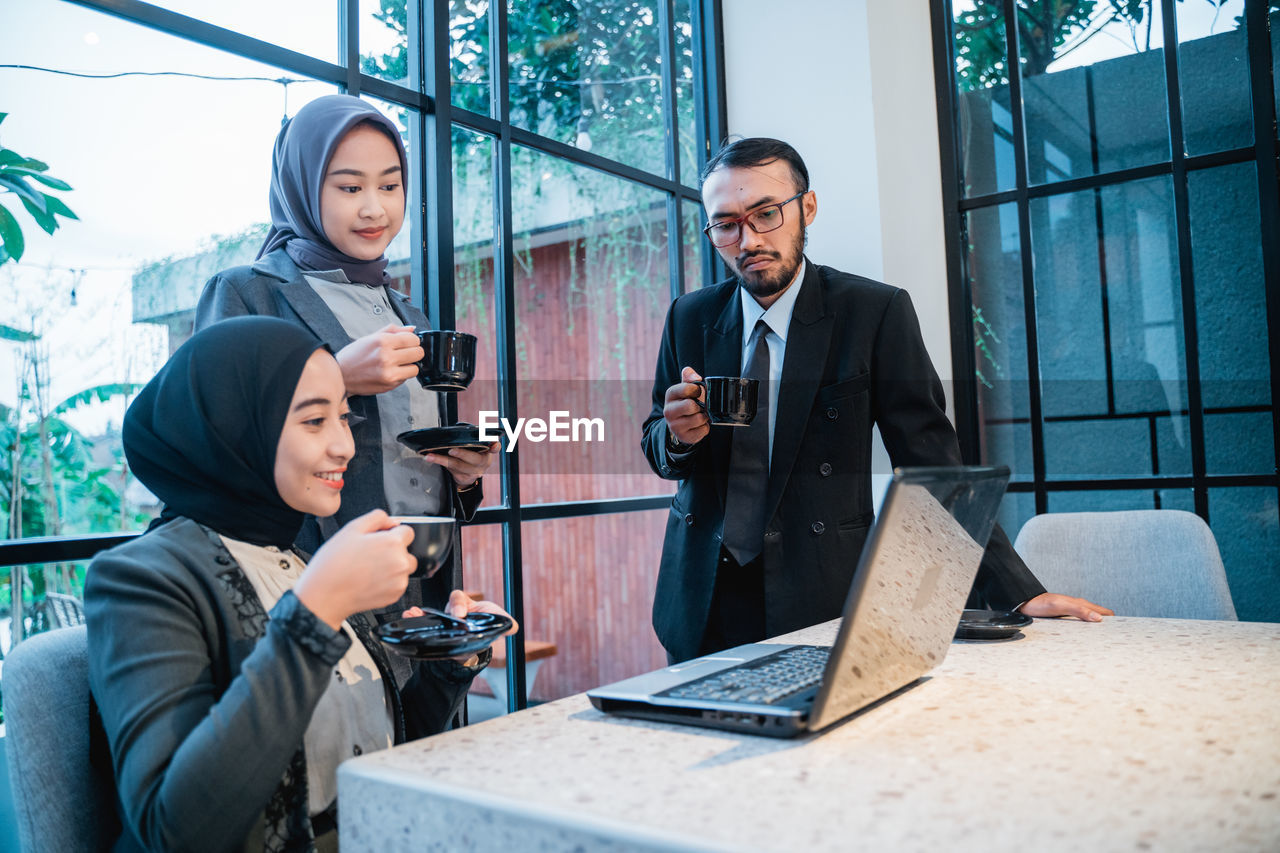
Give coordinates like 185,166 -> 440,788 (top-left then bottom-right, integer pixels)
1,0 -> 728,712
929,0 -> 1280,528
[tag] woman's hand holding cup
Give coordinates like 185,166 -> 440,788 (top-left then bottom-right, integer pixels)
335,324 -> 423,395
294,509 -> 417,630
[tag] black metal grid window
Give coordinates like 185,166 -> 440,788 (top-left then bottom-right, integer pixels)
0,0 -> 727,710
931,0 -> 1280,620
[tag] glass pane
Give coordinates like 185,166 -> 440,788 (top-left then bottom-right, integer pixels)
459,522 -> 508,719
1190,163 -> 1274,477
365,96 -> 419,300
953,1 -> 1016,196
1047,489 -> 1157,512
1209,487 -> 1279,622
1157,488 -> 1195,512
1098,177 -> 1189,476
966,203 -> 1032,481
2,560 -> 90,657
520,510 -> 668,702
452,127 -> 504,509
451,0 -> 492,114
1176,0 -> 1249,156
0,0 -> 337,540
1001,490 -> 1037,548
1018,1 -> 1170,183
148,0 -> 338,60
361,0 -> 413,88
680,197 -> 703,295
1019,185 -> 1100,461
510,146 -> 675,504
507,0 -> 666,176
674,0 -> 698,188
1030,178 -> 1189,479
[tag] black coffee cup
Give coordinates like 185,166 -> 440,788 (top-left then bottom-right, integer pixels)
693,376 -> 759,426
415,330 -> 477,391
390,515 -> 455,578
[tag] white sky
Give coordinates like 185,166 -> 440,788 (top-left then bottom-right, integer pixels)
0,0 -> 400,433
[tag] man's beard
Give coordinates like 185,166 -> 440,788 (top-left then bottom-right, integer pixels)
732,227 -> 805,299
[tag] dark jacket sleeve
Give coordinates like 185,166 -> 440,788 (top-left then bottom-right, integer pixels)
85,539 -> 348,852
401,653 -> 490,740
449,477 -> 484,522
641,298 -> 701,480
871,289 -> 1045,609
194,272 -> 254,330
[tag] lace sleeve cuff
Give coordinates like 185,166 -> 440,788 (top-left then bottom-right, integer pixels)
270,590 -> 351,665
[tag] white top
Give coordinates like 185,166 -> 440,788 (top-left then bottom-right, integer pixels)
304,269 -> 445,515
219,535 -> 394,816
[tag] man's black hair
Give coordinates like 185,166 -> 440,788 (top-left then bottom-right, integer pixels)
699,137 -> 809,194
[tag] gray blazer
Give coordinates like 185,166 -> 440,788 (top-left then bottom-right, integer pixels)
85,517 -> 480,852
194,249 -> 482,609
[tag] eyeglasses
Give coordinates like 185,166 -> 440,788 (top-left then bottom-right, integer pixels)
703,190 -> 807,248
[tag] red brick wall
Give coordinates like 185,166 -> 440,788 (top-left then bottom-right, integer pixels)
444,229 -> 679,700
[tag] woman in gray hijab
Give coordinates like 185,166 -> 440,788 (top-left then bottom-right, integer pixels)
194,95 -> 493,613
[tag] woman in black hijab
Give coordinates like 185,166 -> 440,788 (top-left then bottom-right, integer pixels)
86,316 -> 510,852
193,95 -> 494,595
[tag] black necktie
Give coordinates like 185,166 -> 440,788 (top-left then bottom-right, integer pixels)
723,319 -> 771,565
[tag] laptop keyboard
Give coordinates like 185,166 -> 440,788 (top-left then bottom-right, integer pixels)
661,645 -> 831,706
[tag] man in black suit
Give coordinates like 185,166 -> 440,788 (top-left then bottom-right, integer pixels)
642,138 -> 1110,663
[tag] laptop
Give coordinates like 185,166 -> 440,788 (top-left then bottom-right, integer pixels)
587,465 -> 1011,738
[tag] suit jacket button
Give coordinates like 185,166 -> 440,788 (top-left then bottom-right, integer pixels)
684,513 -> 695,526
764,530 -> 781,542
825,407 -> 838,421
819,462 -> 833,477
811,521 -> 826,535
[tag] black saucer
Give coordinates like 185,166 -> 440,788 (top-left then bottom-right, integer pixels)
376,610 -> 513,660
398,423 -> 492,455
954,609 -> 1033,640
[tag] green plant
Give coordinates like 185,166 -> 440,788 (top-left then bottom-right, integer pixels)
0,309 -> 143,648
0,112 -> 78,264
954,0 -> 1258,92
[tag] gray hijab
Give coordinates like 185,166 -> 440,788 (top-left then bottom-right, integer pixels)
258,94 -> 408,286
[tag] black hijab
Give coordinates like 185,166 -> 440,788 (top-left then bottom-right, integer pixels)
124,316 -> 328,548
258,94 -> 408,286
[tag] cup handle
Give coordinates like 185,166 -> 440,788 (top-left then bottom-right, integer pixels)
690,378 -> 707,412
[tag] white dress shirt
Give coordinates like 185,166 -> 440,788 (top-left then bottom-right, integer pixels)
737,258 -> 806,468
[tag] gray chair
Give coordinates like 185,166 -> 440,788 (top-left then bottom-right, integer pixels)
4,625 -> 118,852
43,591 -> 86,629
1013,509 -> 1237,620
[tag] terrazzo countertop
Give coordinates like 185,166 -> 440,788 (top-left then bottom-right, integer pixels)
338,617 -> 1280,852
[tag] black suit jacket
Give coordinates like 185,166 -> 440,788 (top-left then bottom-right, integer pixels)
641,262 -> 1044,662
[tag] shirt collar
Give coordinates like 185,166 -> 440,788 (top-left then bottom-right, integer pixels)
739,257 -> 806,344
302,267 -> 352,285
